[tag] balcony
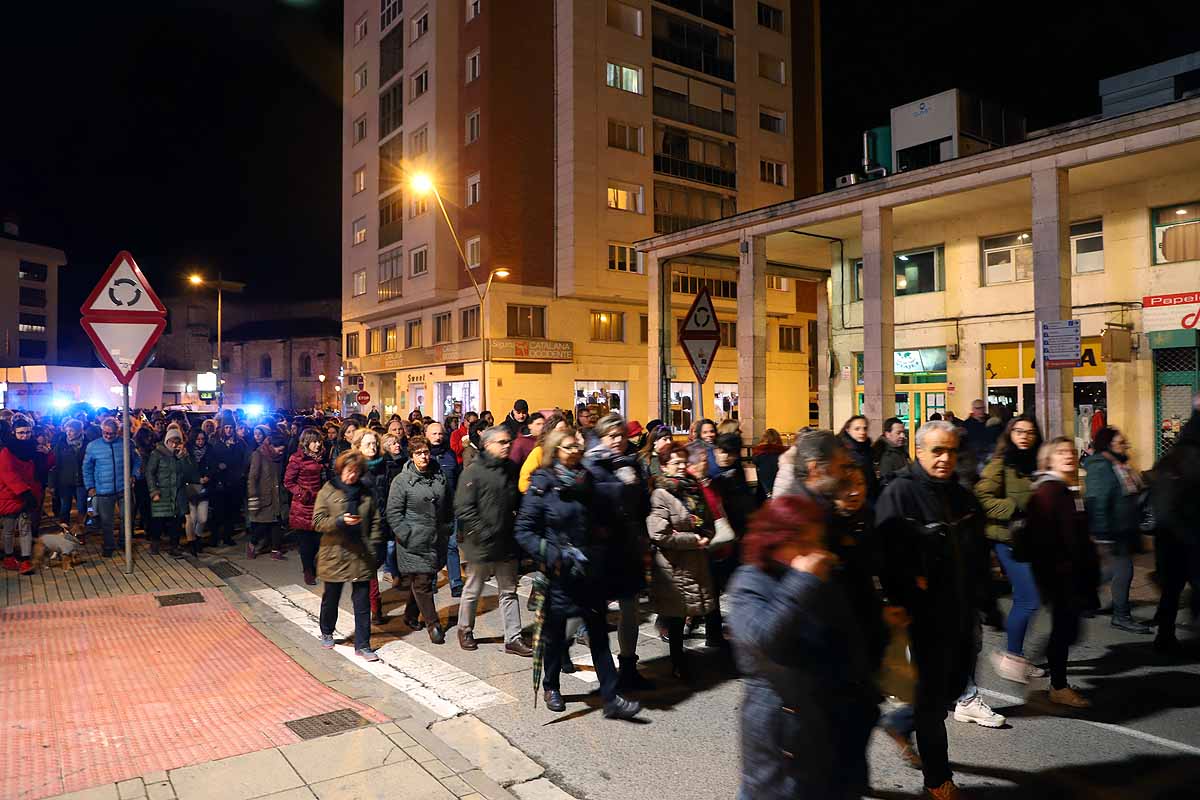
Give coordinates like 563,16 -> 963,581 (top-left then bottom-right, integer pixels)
379,217 -> 403,249
652,37 -> 734,83
653,88 -> 736,135
656,0 -> 733,29
653,153 -> 736,189
654,213 -> 714,234
377,276 -> 403,303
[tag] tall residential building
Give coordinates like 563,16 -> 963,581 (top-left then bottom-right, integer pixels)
341,0 -> 821,425
0,221 -> 65,367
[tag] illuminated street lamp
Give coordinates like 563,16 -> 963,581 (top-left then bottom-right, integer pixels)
187,271 -> 246,415
318,373 -> 326,410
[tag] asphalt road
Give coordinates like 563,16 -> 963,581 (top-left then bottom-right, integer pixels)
219,543 -> 1200,800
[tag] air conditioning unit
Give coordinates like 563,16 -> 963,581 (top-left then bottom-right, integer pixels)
835,173 -> 861,189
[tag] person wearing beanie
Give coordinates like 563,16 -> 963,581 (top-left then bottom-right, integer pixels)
1,416 -> 48,574
501,399 -> 530,442
146,427 -> 189,557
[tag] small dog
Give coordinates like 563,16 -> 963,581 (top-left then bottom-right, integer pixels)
32,525 -> 85,571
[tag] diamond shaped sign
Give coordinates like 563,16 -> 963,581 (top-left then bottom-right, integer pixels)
681,337 -> 719,384
678,287 -> 721,385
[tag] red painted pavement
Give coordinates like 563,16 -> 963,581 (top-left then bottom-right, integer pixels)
0,587 -> 387,799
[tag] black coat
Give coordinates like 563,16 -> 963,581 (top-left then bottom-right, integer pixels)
51,437 -> 87,491
430,442 -> 460,495
582,443 -> 649,599
713,462 -> 756,536
1152,412 -> 1200,547
515,468 -> 608,614
840,433 -> 880,502
1027,474 -> 1100,607
386,459 -> 452,574
752,444 -> 788,503
211,436 -> 249,489
454,449 -> 520,563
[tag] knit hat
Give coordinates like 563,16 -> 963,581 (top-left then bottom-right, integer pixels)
164,429 -> 184,444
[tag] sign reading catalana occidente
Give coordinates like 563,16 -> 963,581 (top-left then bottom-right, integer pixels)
1143,291 -> 1200,332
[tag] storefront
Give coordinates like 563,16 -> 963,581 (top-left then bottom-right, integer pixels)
856,347 -> 948,454
1144,292 -> 1200,456
379,374 -> 397,418
573,380 -> 627,416
669,381 -> 695,432
403,375 -> 427,417
436,379 -> 479,419
712,382 -> 739,421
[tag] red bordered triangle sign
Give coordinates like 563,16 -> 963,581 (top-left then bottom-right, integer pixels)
678,287 -> 721,384
81,250 -> 167,317
80,251 -> 167,384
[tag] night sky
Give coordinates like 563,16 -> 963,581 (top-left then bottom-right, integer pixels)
1,1 -> 1196,365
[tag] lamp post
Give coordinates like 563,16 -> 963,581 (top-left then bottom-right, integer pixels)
188,272 -> 245,416
318,373 -> 326,411
409,172 -> 508,413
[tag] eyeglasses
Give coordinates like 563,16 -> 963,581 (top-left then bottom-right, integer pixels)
1012,427 -> 1037,436
411,450 -> 430,457
558,443 -> 582,452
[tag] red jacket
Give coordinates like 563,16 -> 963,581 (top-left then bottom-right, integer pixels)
450,423 -> 469,464
0,447 -> 39,517
283,450 -> 325,531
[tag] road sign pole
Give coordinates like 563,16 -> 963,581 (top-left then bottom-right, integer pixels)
122,383 -> 134,574
697,378 -> 705,422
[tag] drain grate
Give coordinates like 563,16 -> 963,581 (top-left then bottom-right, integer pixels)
285,709 -> 371,740
208,561 -> 243,579
156,592 -> 205,607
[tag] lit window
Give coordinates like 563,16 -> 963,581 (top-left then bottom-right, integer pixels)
607,243 -> 643,273
383,325 -> 398,352
607,181 -> 644,213
851,246 -> 946,299
466,49 -> 480,83
982,232 -> 1033,285
466,0 -> 481,22
466,236 -> 481,268
352,269 -> 367,296
465,110 -> 480,143
411,246 -> 429,276
413,11 -> 429,41
353,63 -> 368,94
760,159 -> 787,186
590,310 -> 624,342
352,217 -> 368,246
353,167 -> 366,194
759,107 -> 785,134
607,0 -> 642,36
405,318 -> 423,349
410,196 -> 429,217
355,14 -> 369,43
412,68 -> 429,99
607,119 -> 643,153
366,328 -> 380,354
1152,203 -> 1200,264
1070,219 -> 1104,274
345,332 -> 359,357
466,173 -> 481,206
507,305 -> 546,338
352,115 -> 367,144
460,306 -> 480,339
18,313 -> 46,334
434,312 -> 452,344
778,325 -> 803,352
605,62 -> 642,94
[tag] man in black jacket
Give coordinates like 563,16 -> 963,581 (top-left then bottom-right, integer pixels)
876,420 -> 1001,800
454,425 -> 529,655
500,399 -> 530,441
1152,395 -> 1200,652
876,417 -> 911,488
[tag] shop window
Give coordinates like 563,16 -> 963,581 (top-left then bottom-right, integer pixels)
1152,203 -> 1200,264
590,310 -> 624,342
669,381 -> 695,433
507,304 -> 546,338
982,231 -> 1033,285
1070,219 -> 1104,273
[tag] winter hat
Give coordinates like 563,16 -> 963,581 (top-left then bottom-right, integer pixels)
626,420 -> 644,438
164,429 -> 184,444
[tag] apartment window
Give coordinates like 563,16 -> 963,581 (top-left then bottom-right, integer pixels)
608,243 -> 643,274
460,305 -> 480,339
380,82 -> 404,137
379,193 -> 404,247
379,137 -> 402,191
757,2 -> 783,31
640,314 -> 649,344
353,216 -> 368,246
590,310 -> 624,342
607,0 -> 643,36
299,354 -> 312,377
406,127 -> 427,158
982,232 -> 1033,285
380,26 -> 404,82
410,195 -> 429,217
379,248 -> 402,285
767,274 -> 789,290
345,332 -> 360,358
1068,219 -> 1104,273
405,319 -> 423,349
382,325 -> 398,352
851,246 -> 946,299
353,167 -> 366,194
353,63 -> 368,94
608,119 -> 644,153
654,181 -> 736,233
19,340 -> 47,360
1153,203 -> 1200,264
507,305 -> 546,338
412,68 -> 429,100
413,11 -> 429,41
17,261 -> 47,281
466,49 -> 480,83
466,0 -> 481,22
466,236 -> 481,268
465,109 -> 480,143
260,355 -> 273,378
757,53 -> 786,84
18,313 -> 46,334
760,159 -> 787,186
778,325 -> 803,353
380,0 -> 401,30
671,268 -> 737,299
759,107 -> 786,134
605,61 -> 643,94
607,181 -> 644,213
354,14 -> 369,43
411,246 -> 429,276
353,115 -> 367,144
365,328 -> 380,354
720,321 -> 737,348
466,173 -> 481,206
352,269 -> 367,296
434,312 -> 452,344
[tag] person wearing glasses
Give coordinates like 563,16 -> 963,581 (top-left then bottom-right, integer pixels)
454,426 -> 529,655
83,417 -> 141,558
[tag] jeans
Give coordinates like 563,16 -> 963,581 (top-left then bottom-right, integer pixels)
617,597 -> 640,658
458,558 -> 522,642
321,580 -> 372,651
994,542 -> 1040,656
1,514 -> 32,558
56,486 -> 89,526
446,526 -> 463,592
297,529 -> 320,576
542,606 -> 618,701
93,493 -> 125,553
880,702 -> 915,737
1046,597 -> 1082,690
385,539 -> 399,578
185,500 -> 210,542
1099,540 -> 1134,620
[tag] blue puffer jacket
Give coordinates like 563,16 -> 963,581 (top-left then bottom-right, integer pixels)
83,437 -> 141,496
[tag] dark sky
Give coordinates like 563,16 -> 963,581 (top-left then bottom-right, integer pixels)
2,1 -> 1196,365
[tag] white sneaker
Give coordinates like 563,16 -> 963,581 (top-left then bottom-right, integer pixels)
991,651 -> 1042,683
953,695 -> 1006,728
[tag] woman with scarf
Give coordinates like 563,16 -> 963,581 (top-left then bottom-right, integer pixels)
751,428 -> 788,503
975,415 -> 1045,682
518,412 -> 569,493
285,428 -> 328,585
839,415 -> 880,502
379,432 -> 408,582
0,416 -> 49,574
352,428 -> 390,625
313,450 -> 386,662
515,428 -> 641,719
182,427 -> 214,555
648,443 -> 719,682
1084,426 -> 1151,634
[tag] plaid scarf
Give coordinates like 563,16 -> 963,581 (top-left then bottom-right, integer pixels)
656,473 -> 713,532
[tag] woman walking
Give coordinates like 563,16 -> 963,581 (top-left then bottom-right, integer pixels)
285,428 -> 327,585
182,427 -> 214,555
385,435 -> 451,643
751,428 -> 788,502
247,433 -> 288,559
1027,436 -> 1100,708
839,415 -> 880,502
975,416 -> 1045,681
313,450 -> 385,662
352,428 -> 389,625
145,428 -> 188,557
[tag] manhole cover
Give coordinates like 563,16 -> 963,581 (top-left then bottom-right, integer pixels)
208,561 -> 243,579
285,709 -> 371,740
156,592 -> 205,607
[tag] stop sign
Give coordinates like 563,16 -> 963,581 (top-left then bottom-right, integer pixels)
356,390 -> 371,406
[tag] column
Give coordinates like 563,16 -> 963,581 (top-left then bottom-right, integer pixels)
645,251 -> 671,424
737,233 -> 767,444
1032,166 -> 1075,437
816,276 -> 833,430
861,204 -> 895,436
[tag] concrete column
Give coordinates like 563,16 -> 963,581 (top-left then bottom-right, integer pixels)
645,251 -> 670,423
1031,166 -> 1075,438
737,233 -> 767,444
861,204 -> 895,436
816,276 -> 833,430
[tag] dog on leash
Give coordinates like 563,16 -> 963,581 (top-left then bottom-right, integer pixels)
32,524 -> 85,571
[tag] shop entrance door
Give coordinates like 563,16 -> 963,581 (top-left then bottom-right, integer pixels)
1154,346 -> 1199,457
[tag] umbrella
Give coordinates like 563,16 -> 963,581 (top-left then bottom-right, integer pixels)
529,572 -> 549,708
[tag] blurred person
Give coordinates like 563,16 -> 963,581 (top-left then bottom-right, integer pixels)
1,416 -> 46,573
50,419 -> 88,528
285,428 -> 327,586
520,413 -> 570,493
1151,394 -> 1200,651
876,417 -> 911,488
962,398 -> 1000,469
182,428 -> 214,555
637,424 -> 674,484
509,411 -> 543,467
450,411 -> 478,463
691,418 -> 719,478
132,426 -> 156,533
211,420 -> 250,547
426,422 -> 463,597
352,427 -> 390,624
460,419 -> 488,470
246,433 -> 288,559
751,428 -> 788,502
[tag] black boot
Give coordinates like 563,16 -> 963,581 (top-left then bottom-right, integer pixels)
617,655 -> 656,692
603,694 -> 642,720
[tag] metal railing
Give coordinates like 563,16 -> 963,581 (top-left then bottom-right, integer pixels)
653,153 -> 736,189
653,89 -> 736,136
652,37 -> 734,82
377,276 -> 403,303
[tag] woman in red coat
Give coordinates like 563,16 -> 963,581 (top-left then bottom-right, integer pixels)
284,428 -> 327,585
1,416 -> 51,574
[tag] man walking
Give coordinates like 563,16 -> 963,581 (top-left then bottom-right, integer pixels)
454,426 -> 529,655
450,411 -> 478,464
1152,392 -> 1200,652
83,418 -> 140,558
877,417 -> 911,487
961,399 -> 999,469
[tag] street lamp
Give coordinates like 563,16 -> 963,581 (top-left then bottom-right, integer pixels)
318,373 -> 326,410
409,172 -> 508,412
187,272 -> 246,415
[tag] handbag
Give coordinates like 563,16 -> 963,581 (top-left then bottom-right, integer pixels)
708,516 -> 736,548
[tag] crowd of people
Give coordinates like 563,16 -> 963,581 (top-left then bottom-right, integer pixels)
2,391 -> 1198,799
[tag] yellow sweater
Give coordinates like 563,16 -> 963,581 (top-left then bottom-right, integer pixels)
519,445 -> 543,493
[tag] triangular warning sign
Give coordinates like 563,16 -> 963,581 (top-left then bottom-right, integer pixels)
681,287 -> 719,334
681,338 -> 719,385
81,251 -> 167,316
80,318 -> 166,385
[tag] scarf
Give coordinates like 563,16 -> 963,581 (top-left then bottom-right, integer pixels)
1003,443 -> 1038,476
553,462 -> 584,488
1104,451 -> 1141,496
2,433 -> 37,463
656,472 -> 713,530
332,475 -> 363,506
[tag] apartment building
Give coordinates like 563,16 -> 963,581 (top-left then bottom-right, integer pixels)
0,221 -> 66,368
341,0 -> 821,426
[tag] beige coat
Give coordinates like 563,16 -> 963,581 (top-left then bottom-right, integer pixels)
647,487 -> 717,618
312,480 -> 384,583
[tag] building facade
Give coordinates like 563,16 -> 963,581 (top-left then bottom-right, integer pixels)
341,0 -> 821,427
0,222 -> 65,368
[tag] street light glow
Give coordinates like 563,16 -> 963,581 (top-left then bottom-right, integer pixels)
493,268 -> 510,278
318,373 -> 326,382
410,172 -> 434,195
188,274 -> 203,285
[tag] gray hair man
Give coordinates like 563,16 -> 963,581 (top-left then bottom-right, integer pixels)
771,429 -> 852,503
